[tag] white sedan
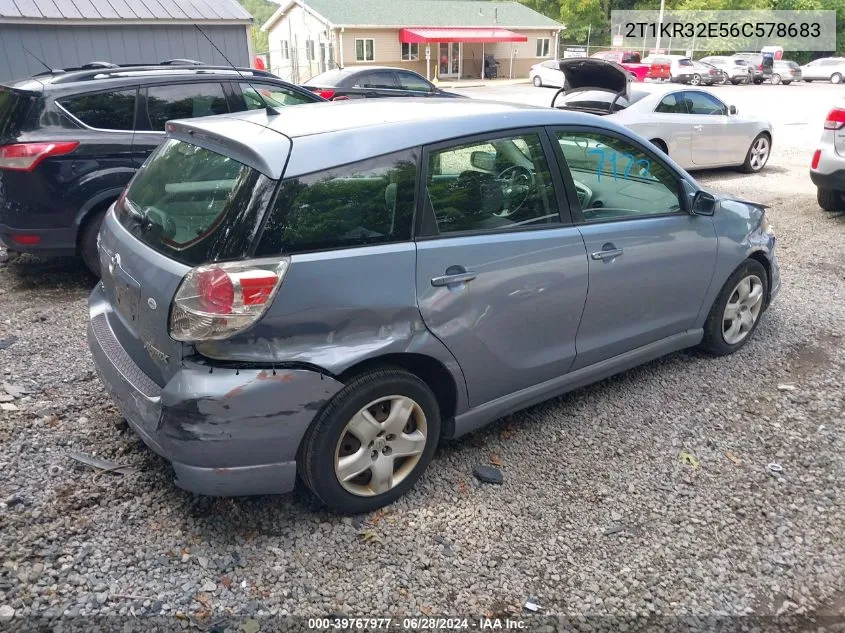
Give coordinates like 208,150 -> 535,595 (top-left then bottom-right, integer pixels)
529,60 -> 565,88
552,58 -> 774,173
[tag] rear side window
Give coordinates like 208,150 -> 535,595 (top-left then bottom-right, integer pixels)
144,83 -> 229,131
0,87 -> 37,140
355,72 -> 398,89
58,89 -> 137,130
118,139 -> 275,266
256,149 -> 418,256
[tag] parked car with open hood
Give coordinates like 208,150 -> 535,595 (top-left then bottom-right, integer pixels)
731,53 -> 773,84
0,62 -> 324,274
87,97 -> 779,514
552,58 -> 774,173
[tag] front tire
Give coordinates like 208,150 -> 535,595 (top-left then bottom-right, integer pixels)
298,369 -> 441,515
831,73 -> 842,84
689,73 -> 701,86
700,259 -> 768,356
771,73 -> 781,85
817,187 -> 845,212
740,133 -> 771,173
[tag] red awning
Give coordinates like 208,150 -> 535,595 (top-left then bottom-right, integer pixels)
399,27 -> 528,44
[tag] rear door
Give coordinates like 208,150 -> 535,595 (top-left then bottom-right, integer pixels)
548,127 -> 718,369
414,129 -> 589,407
131,81 -> 231,162
352,70 -> 405,98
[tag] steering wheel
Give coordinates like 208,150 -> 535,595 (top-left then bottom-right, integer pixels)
494,165 -> 534,217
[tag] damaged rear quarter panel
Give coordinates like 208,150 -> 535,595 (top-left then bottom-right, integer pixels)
158,362 -> 344,468
196,243 -> 468,411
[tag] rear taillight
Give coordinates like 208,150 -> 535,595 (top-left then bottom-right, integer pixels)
9,234 -> 41,245
0,141 -> 79,172
170,258 -> 290,342
811,149 -> 821,169
315,89 -> 335,99
757,64 -> 763,70
824,108 -> 845,130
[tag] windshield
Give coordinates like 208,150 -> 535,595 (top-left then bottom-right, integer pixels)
304,69 -> 352,86
117,139 -> 276,266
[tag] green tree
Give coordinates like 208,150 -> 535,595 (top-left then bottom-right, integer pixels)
237,0 -> 279,53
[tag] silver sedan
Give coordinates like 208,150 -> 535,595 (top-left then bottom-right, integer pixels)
553,59 -> 774,173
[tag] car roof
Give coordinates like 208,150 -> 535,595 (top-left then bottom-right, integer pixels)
166,98 -> 638,180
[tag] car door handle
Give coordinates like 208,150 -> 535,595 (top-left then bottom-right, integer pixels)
591,248 -> 624,260
431,269 -> 477,287
693,124 -> 703,131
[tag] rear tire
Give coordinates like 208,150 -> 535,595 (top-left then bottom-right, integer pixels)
771,73 -> 781,85
689,73 -> 701,86
782,80 -> 791,85
700,259 -> 768,356
79,208 -> 107,277
532,75 -> 542,87
740,133 -> 771,173
753,78 -> 763,85
817,187 -> 845,212
298,368 -> 441,515
831,73 -> 842,84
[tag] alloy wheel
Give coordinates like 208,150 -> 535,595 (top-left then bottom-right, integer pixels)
722,275 -> 764,345
334,395 -> 428,497
749,136 -> 770,171
690,74 -> 701,85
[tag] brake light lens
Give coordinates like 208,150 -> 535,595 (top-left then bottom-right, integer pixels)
170,258 -> 290,342
824,108 -> 845,130
10,234 -> 41,245
811,149 -> 821,169
0,141 -> 79,171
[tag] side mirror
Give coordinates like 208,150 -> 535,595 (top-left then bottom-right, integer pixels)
691,190 -> 717,216
729,105 -> 737,115
470,151 -> 497,172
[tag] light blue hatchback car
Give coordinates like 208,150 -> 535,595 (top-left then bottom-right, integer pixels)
88,98 -> 780,514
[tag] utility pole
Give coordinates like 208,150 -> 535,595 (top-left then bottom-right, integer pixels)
655,0 -> 665,52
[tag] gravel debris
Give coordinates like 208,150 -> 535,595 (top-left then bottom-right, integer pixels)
0,91 -> 843,627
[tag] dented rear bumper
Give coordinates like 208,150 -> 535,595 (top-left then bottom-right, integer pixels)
87,284 -> 344,496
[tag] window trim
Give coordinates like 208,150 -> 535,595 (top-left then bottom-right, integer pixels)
536,38 -> 551,58
415,127 -> 573,241
54,86 -> 139,133
401,42 -> 419,61
544,124 -> 693,226
355,38 -> 375,62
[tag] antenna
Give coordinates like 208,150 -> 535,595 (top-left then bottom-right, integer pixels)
23,46 -> 55,74
193,24 -> 278,116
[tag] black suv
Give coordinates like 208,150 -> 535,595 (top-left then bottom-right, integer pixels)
0,62 -> 324,274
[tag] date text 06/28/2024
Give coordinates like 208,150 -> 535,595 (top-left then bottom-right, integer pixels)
306,617 -> 526,630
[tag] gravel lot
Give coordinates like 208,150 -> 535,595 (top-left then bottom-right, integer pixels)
1,81 -> 844,630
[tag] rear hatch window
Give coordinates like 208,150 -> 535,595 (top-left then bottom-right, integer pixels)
116,138 -> 276,267
0,86 -> 38,142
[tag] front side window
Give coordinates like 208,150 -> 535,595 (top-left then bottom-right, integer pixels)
555,131 -> 683,222
402,43 -> 419,61
59,89 -> 137,130
426,133 -> 559,235
396,71 -> 431,92
118,139 -> 273,266
356,39 -> 375,62
241,82 -> 316,108
144,83 -> 229,131
684,91 -> 727,115
256,149 -> 418,256
536,38 -> 551,57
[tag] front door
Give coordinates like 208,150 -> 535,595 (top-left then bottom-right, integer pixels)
415,130 -> 589,407
550,127 -> 719,370
682,91 -> 736,167
438,42 -> 460,77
